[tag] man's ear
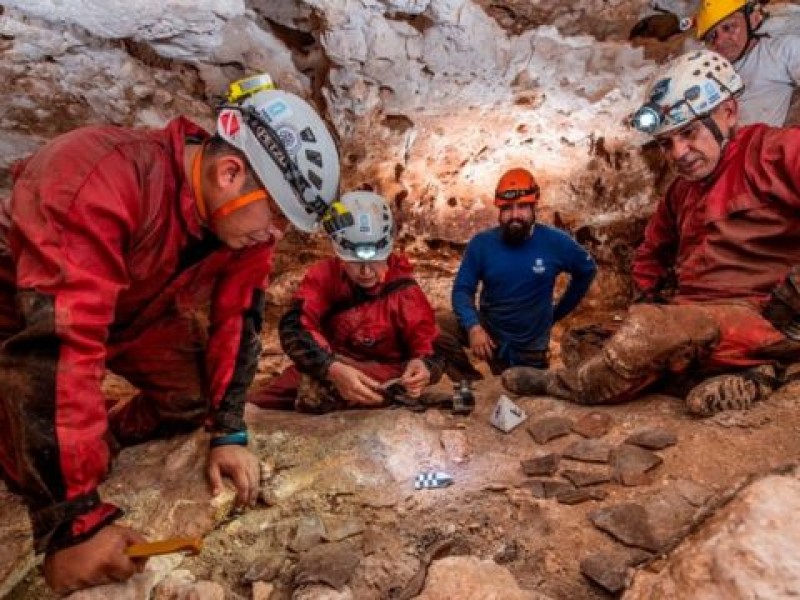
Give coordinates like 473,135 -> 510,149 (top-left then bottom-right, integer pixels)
212,155 -> 248,191
715,97 -> 739,131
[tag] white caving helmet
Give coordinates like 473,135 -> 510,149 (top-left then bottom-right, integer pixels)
630,49 -> 744,137
329,191 -> 394,262
216,74 -> 341,232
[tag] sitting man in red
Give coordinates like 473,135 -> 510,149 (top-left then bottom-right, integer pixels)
251,191 -> 444,412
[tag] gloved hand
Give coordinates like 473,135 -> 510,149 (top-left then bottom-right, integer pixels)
763,268 -> 800,341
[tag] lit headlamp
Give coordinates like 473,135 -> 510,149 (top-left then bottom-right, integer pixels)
354,244 -> 379,261
630,101 -> 664,135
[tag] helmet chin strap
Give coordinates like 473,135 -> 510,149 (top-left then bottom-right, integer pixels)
191,141 -> 268,225
730,4 -> 764,63
701,115 -> 727,147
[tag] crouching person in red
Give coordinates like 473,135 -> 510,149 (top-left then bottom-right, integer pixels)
0,75 -> 341,594
250,191 -> 444,412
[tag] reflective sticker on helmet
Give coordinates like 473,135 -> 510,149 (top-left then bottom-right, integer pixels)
358,213 -> 372,234
262,99 -> 293,123
650,78 -> 671,103
277,125 -> 300,156
703,81 -> 721,105
219,110 -> 241,138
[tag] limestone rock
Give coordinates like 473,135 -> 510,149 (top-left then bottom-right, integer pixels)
625,473 -> 800,599
252,581 -> 275,600
415,555 -> 553,599
0,487 -> 34,599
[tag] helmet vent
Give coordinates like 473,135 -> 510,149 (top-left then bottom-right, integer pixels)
306,149 -> 323,168
308,170 -> 322,190
300,127 -> 317,143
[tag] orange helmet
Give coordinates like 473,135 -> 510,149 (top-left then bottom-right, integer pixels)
494,168 -> 540,207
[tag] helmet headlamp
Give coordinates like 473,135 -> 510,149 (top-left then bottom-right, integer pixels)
631,102 -> 664,135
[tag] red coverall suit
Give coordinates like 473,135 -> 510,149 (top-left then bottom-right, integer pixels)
0,118 -> 272,553
548,124 -> 800,404
250,254 -> 443,410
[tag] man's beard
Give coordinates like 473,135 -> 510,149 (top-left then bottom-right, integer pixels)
501,219 -> 533,246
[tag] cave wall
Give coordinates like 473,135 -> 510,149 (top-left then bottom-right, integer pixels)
1,0 -> 797,311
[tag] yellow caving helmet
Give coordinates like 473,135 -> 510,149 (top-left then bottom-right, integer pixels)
695,0 -> 750,39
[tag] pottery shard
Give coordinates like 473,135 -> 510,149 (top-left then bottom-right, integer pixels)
556,488 -> 608,505
527,417 -> 573,444
321,515 -> 365,542
571,412 -> 613,438
611,445 -> 663,486
589,504 -> 660,552
244,554 -> 285,583
562,439 -> 613,464
527,479 -> 575,499
580,548 -> 651,593
290,515 -> 326,553
624,428 -> 678,450
561,469 -> 612,487
294,541 -> 361,591
521,454 -> 560,476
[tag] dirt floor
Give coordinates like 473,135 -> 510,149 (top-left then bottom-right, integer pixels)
6,307 -> 800,599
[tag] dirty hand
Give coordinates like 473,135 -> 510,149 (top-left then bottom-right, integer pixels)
400,359 -> 431,398
468,325 -> 496,361
327,361 -> 384,407
43,524 -> 147,594
208,444 -> 260,508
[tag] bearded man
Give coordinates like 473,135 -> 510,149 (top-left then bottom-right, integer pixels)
436,168 -> 597,380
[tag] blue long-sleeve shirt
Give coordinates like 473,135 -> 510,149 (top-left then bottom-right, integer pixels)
452,224 -> 597,361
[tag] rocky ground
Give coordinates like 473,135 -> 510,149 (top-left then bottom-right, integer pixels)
3,321 -> 800,599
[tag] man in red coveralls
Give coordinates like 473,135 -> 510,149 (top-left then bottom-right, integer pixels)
0,74 -> 341,593
250,191 -> 444,412
503,49 -> 800,416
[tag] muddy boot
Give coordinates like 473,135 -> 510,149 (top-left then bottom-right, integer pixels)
502,367 -> 553,396
295,374 -> 343,414
685,365 -> 780,417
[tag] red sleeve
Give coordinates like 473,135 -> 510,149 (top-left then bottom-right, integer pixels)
631,191 -> 679,295
278,260 -> 341,379
205,244 -> 273,432
6,154 -> 135,552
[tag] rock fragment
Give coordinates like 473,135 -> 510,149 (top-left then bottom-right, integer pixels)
521,454 -> 560,477
527,417 -> 573,444
571,412 -> 613,438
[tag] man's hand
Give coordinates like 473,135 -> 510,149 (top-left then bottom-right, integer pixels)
43,524 -> 147,594
207,444 -> 260,508
400,358 -> 431,398
327,361 -> 383,407
468,325 -> 496,361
